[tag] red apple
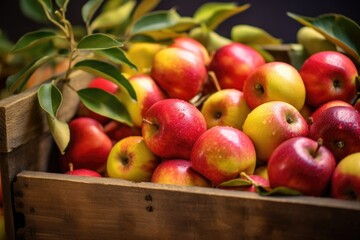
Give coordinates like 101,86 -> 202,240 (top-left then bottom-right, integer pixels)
268,137 -> 336,197
309,100 -> 353,124
208,42 -> 265,91
190,126 -> 257,186
308,105 -> 360,162
151,159 -> 210,187
299,51 -> 358,107
60,117 -> 113,173
142,99 -> 207,160
103,120 -> 142,143
64,163 -> 102,177
151,47 -> 207,101
106,136 -> 160,182
331,152 -> 360,201
242,101 -> 309,161
169,37 -> 210,65
200,88 -> 251,130
77,77 -> 119,125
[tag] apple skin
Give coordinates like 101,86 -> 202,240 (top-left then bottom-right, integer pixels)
190,126 -> 257,186
107,136 -> 160,182
151,47 -> 207,101
103,120 -> 142,144
201,88 -> 251,130
169,37 -> 210,65
60,117 -> 113,173
309,100 -> 353,125
268,137 -> 336,197
243,101 -> 309,161
243,61 -> 306,111
209,42 -> 265,91
331,152 -> 360,201
64,163 -> 102,177
77,77 -> 119,125
116,73 -> 167,127
142,99 -> 207,160
151,159 -> 211,187
308,105 -> 360,163
299,51 -> 358,108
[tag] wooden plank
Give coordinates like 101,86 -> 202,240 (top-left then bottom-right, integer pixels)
0,71 -> 94,153
13,171 -> 360,240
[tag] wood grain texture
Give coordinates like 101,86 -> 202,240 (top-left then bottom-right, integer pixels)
13,171 -> 360,240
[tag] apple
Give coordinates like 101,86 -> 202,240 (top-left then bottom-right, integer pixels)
243,101 -> 309,161
254,165 -> 268,180
190,126 -> 257,186
169,37 -> 210,65
308,105 -> 360,162
106,136 -> 160,182
77,77 -> 119,125
331,152 -> 360,201
142,98 -> 207,160
103,120 -> 142,143
208,42 -> 265,91
151,159 -> 210,187
309,100 -> 353,124
64,163 -> 102,177
151,47 -> 207,101
299,51 -> 358,108
116,73 -> 167,127
268,137 -> 336,197
60,117 -> 113,173
243,61 -> 306,111
200,88 -> 251,130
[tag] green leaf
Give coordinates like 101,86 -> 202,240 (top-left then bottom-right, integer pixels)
77,88 -> 132,126
101,0 -> 127,12
90,1 -> 136,31
95,48 -> 137,70
39,0 -> 53,13
20,0 -> 47,23
6,54 -> 58,93
55,0 -> 69,9
287,12 -> 360,63
46,114 -> 70,154
194,2 -> 250,30
76,33 -> 123,50
131,0 -> 161,22
11,30 -> 58,53
217,178 -> 252,188
256,186 -> 303,196
231,25 -> 282,45
38,83 -> 63,118
82,0 -> 104,25
73,59 -> 136,100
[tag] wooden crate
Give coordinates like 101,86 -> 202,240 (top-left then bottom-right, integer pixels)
1,50 -> 360,240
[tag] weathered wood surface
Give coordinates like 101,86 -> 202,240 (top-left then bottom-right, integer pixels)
0,71 -> 94,153
13,171 -> 360,240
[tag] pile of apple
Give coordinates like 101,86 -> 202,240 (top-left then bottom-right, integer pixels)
59,37 -> 360,201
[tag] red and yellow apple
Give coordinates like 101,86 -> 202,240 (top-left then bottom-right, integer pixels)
242,101 -> 309,161
190,126 -> 257,186
169,37 -> 210,65
243,61 -> 306,111
64,163 -> 102,177
200,88 -> 251,130
106,136 -> 160,182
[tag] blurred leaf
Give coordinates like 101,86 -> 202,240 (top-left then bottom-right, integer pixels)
101,0 -> 127,12
95,48 -> 137,70
38,83 -> 62,118
287,12 -> 360,63
231,25 -> 281,45
131,9 -> 198,38
55,0 -> 69,9
76,33 -> 123,50
0,31 -> 14,55
6,54 -> 58,93
20,0 -> 47,23
82,0 -> 104,25
46,113 -> 70,154
256,186 -> 303,196
39,0 -> 53,13
73,59 -> 136,100
218,178 -> 252,188
90,1 -> 136,31
131,0 -> 161,22
11,30 -> 58,53
194,2 -> 250,30
77,88 -> 132,126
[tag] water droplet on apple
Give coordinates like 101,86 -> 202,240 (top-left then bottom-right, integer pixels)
178,112 -> 185,119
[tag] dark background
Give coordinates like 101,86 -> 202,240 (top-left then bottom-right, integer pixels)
0,0 -> 359,44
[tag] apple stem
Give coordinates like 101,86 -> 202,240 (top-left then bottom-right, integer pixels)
208,71 -> 222,92
313,138 -> 323,158
142,118 -> 154,125
240,172 -> 257,186
69,163 -> 74,172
